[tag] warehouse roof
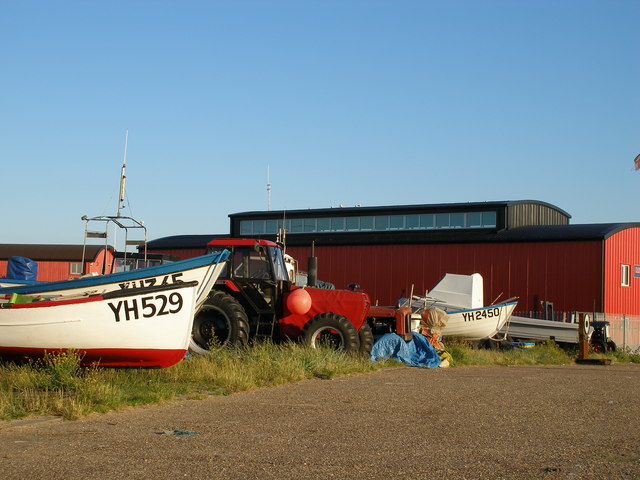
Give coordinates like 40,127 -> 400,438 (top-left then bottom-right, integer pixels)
145,223 -> 640,250
230,199 -> 572,219
0,244 -> 110,261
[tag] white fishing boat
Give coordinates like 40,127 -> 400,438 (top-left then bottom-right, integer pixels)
0,281 -> 199,368
0,134 -> 230,367
402,273 -> 518,341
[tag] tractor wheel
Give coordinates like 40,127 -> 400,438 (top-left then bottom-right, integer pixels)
358,323 -> 374,356
301,313 -> 360,353
590,340 -> 606,354
190,291 -> 250,354
607,341 -> 617,352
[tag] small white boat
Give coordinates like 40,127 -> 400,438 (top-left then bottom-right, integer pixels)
436,301 -> 517,340
402,273 -> 518,341
0,282 -> 199,368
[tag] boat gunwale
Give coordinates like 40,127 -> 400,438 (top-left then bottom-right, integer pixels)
1,280 -> 200,309
444,300 -> 518,315
0,250 -> 229,295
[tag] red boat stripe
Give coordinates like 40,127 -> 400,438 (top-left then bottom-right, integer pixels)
0,347 -> 187,368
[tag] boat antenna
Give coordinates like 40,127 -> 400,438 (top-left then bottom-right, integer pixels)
117,129 -> 128,218
267,164 -> 271,211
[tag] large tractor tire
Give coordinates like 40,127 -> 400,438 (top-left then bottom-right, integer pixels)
190,290 -> 250,355
590,340 -> 606,354
301,313 -> 360,353
358,322 -> 374,356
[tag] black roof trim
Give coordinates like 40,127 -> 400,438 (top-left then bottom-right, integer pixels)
494,223 -> 640,242
0,244 -> 111,262
146,234 -> 228,250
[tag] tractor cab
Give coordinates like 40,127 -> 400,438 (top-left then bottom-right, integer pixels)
203,239 -> 292,341
207,238 -> 289,286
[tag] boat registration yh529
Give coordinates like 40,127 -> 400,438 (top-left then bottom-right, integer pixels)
0,282 -> 200,368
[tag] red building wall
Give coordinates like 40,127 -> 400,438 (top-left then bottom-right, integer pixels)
0,260 -> 74,282
286,241 -> 604,313
604,228 -> 640,315
146,237 -> 635,315
0,250 -> 115,282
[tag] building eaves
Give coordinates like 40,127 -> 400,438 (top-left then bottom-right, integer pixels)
0,244 -> 110,262
494,223 -> 640,242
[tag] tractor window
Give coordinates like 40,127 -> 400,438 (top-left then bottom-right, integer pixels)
207,246 -> 231,278
269,246 -> 289,282
232,247 -> 272,280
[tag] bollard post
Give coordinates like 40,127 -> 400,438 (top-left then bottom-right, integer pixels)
578,314 -> 590,360
576,313 -> 611,365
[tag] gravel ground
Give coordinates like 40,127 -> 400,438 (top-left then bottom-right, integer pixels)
1,363 -> 639,479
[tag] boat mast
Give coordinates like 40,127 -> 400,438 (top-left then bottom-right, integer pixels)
117,129 -> 128,218
81,130 -> 147,274
267,164 -> 271,211
112,130 -> 128,255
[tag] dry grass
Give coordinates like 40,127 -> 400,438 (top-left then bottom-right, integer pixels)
1,339 -> 636,421
0,342 -> 389,421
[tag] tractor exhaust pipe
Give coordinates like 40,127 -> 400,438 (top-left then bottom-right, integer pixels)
308,241 -> 317,287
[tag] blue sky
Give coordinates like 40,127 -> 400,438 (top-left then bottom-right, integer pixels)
2,0 -> 638,247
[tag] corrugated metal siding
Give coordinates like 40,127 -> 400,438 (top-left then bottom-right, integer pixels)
508,203 -> 569,229
38,262 -> 74,281
287,241 -> 602,312
0,251 -> 115,282
604,228 -> 640,315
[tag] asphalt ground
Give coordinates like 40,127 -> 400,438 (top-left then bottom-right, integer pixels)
1,363 -> 639,480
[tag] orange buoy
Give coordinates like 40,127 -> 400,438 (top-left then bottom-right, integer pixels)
286,288 -> 312,315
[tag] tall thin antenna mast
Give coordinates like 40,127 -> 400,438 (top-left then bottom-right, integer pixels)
117,130 -> 128,217
267,165 -> 271,211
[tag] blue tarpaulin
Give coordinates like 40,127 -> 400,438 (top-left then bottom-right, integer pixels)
370,332 -> 441,368
6,256 -> 38,281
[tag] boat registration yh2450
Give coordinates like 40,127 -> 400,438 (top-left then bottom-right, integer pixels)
402,273 -> 518,341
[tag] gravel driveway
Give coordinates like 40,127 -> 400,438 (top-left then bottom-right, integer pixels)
1,363 -> 639,479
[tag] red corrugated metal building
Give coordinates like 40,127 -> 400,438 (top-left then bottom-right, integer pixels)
0,245 -> 114,281
146,200 -> 640,317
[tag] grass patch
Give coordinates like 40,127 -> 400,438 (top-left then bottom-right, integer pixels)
444,340 -> 574,366
444,339 -> 640,367
0,342 -> 392,421
1,340 -> 637,421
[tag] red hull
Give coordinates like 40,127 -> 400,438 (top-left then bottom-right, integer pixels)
0,347 -> 188,368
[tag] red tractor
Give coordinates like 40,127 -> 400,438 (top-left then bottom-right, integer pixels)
190,238 -> 413,355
